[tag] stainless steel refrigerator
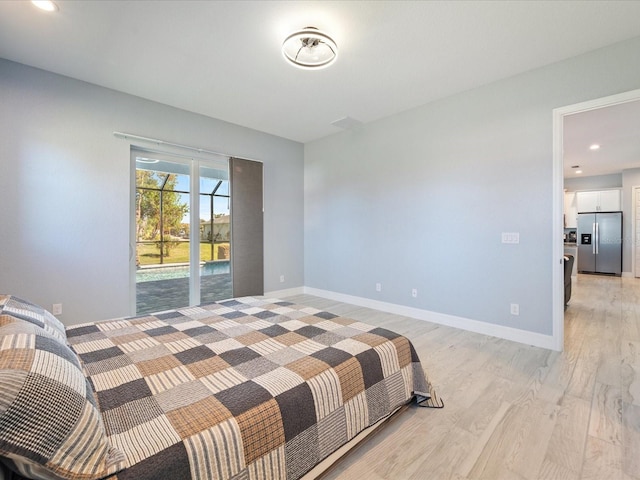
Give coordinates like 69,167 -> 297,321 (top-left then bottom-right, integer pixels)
577,211 -> 622,276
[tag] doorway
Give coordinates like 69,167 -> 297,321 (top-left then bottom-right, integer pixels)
132,148 -> 231,314
633,186 -> 640,277
553,88 -> 640,350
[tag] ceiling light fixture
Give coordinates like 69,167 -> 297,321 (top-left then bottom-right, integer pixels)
32,0 -> 58,12
282,27 -> 338,70
589,144 -> 600,150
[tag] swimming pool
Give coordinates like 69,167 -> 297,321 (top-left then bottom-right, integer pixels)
136,261 -> 230,282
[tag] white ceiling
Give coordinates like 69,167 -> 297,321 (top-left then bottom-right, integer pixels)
563,99 -> 640,179
2,1 -> 640,146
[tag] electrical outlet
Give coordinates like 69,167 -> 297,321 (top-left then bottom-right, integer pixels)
279,275 -> 285,283
52,303 -> 63,315
510,303 -> 519,315
412,288 -> 418,298
375,283 -> 382,292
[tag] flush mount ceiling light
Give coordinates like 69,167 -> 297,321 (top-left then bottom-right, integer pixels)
32,0 -> 58,12
282,27 -> 338,70
589,144 -> 601,150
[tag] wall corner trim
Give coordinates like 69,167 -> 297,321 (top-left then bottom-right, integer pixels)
303,287 -> 557,351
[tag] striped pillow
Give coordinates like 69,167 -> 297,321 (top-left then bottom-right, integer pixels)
0,295 -> 67,346
0,314 -> 127,480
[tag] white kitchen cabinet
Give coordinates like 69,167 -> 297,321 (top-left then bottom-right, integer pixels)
564,192 -> 577,228
576,189 -> 621,213
576,191 -> 599,212
598,189 -> 622,211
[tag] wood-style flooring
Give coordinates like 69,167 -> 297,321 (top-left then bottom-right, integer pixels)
285,273 -> 640,479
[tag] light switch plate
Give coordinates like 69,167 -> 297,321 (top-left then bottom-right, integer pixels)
502,232 -> 520,244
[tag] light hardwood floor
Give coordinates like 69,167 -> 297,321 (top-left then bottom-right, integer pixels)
285,274 -> 640,479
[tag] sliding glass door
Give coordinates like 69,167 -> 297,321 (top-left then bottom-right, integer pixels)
199,165 -> 232,304
132,149 -> 230,315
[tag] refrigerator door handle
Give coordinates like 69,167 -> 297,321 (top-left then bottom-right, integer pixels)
595,222 -> 599,255
592,222 -> 596,255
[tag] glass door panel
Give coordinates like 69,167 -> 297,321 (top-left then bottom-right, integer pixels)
135,157 -> 190,314
199,166 -> 231,303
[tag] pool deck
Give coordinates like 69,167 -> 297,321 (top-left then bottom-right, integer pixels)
136,273 -> 232,315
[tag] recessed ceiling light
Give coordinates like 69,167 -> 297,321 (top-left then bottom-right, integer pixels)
589,144 -> 600,150
282,27 -> 338,70
32,0 -> 58,12
575,170 -> 583,174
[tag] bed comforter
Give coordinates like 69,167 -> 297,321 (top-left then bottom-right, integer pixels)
64,297 -> 437,480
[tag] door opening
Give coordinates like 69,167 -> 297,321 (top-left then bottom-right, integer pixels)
553,88 -> 640,351
132,148 -> 230,314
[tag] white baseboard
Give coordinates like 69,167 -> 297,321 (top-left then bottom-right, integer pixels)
264,286 -> 305,299
622,271 -> 634,278
303,287 -> 557,350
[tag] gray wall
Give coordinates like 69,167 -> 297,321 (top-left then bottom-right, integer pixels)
304,36 -> 640,336
564,173 -> 622,192
0,59 -> 304,325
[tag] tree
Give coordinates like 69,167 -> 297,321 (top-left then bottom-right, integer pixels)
136,170 -> 189,263
136,170 -> 161,243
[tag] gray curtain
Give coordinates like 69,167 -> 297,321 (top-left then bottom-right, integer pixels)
230,157 -> 264,296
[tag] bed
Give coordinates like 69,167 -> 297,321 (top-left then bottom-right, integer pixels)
0,294 -> 442,480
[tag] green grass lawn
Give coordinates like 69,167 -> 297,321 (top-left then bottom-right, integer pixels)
137,242 -> 230,266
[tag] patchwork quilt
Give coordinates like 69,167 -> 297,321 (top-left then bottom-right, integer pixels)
64,297 -> 437,480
